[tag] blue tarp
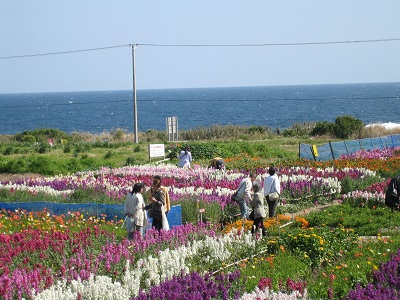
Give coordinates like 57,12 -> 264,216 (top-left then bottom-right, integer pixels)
0,202 -> 182,228
300,134 -> 400,161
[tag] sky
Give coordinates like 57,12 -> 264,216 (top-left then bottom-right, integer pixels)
1,0 -> 400,94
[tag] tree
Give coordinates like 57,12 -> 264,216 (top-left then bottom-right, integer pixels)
333,115 -> 364,139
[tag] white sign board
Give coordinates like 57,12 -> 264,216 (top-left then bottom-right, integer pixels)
148,144 -> 165,160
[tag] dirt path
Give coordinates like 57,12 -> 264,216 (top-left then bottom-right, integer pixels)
0,173 -> 42,182
281,200 -> 341,221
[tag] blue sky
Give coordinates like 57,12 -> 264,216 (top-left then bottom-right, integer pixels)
1,0 -> 400,93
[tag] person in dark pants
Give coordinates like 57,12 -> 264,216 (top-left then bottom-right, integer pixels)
145,178 -> 165,230
263,166 -> 281,218
233,172 -> 257,223
385,175 -> 400,210
250,180 -> 267,236
147,175 -> 171,215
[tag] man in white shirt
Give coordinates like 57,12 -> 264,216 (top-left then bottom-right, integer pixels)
263,167 -> 281,218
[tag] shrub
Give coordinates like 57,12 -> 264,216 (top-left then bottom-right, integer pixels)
20,134 -> 36,143
125,157 -> 137,166
333,115 -> 364,139
247,125 -> 266,135
283,122 -> 315,137
311,121 -> 335,137
340,175 -> 382,195
113,129 -> 125,141
63,144 -> 72,153
37,143 -> 50,154
3,147 -> 14,155
27,156 -> 59,175
104,151 -> 113,159
14,128 -> 69,143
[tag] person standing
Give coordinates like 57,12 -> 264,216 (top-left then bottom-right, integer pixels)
147,175 -> 171,214
233,172 -> 257,222
385,175 -> 400,209
145,178 -> 165,231
263,167 -> 281,218
124,182 -> 147,239
177,146 -> 192,168
250,180 -> 267,236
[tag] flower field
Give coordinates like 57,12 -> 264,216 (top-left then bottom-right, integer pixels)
1,147 -> 400,299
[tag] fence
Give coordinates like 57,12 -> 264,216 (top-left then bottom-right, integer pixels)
299,134 -> 400,161
0,202 -> 183,228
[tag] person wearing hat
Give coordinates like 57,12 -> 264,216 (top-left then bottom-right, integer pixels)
263,166 -> 281,218
209,157 -> 225,170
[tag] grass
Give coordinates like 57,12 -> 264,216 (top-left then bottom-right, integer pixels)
2,122 -> 398,176
228,204 -> 400,299
0,136 -> 315,176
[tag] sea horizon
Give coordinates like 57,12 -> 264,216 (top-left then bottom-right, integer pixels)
1,82 -> 399,134
2,80 -> 400,95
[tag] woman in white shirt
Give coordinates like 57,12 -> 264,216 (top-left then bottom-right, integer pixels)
177,146 -> 192,168
124,182 -> 147,239
263,167 -> 281,218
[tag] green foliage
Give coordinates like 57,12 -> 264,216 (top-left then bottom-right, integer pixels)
282,122 -> 315,137
305,204 -> 400,236
310,116 -> 363,139
311,121 -> 335,137
0,128 -> 312,175
241,251 -> 310,293
113,129 -> 125,141
279,225 -> 357,269
20,134 -> 36,143
145,129 -> 166,142
179,124 -> 273,140
3,147 -> 14,155
74,143 -> 91,153
28,156 -> 60,175
340,175 -> 383,194
14,128 -> 69,143
333,115 -> 364,139
220,202 -> 241,225
68,187 -> 115,204
247,126 -> 267,135
63,144 -> 72,153
125,157 -> 138,166
167,142 -> 222,160
133,145 -> 142,153
0,157 -> 29,173
104,151 -> 113,159
37,143 -> 50,154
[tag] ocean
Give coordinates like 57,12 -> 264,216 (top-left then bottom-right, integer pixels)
0,82 -> 399,135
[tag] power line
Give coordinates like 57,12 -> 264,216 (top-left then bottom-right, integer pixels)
0,44 -> 131,59
138,38 -> 400,47
0,95 -> 399,109
1,38 -> 399,60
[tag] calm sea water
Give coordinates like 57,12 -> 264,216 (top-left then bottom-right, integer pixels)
0,82 -> 399,134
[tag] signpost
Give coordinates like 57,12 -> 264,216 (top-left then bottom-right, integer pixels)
148,144 -> 165,162
166,116 -> 178,142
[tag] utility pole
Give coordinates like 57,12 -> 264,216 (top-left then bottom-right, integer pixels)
131,44 -> 138,143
